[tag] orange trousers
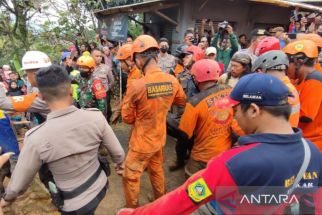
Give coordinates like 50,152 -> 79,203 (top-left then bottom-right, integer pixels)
123,149 -> 165,208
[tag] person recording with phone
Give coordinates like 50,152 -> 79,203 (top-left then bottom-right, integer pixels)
210,21 -> 239,72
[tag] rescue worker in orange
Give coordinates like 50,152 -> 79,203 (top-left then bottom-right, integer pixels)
296,33 -> 322,72
178,59 -> 233,177
111,44 -> 142,124
121,35 -> 186,208
284,40 -> 322,151
252,50 -> 300,127
0,51 -> 51,117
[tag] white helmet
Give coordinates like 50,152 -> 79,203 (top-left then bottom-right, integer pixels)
2,65 -> 10,71
21,51 -> 52,71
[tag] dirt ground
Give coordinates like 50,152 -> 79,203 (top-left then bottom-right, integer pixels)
4,123 -> 186,215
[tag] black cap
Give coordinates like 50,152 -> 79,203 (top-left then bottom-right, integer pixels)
251,28 -> 270,37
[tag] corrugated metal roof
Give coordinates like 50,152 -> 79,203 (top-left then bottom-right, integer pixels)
94,0 -> 178,16
95,0 -> 322,17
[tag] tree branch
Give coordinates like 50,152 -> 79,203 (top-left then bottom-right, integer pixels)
0,0 -> 15,14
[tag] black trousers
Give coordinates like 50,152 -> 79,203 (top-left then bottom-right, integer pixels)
175,137 -> 194,165
61,186 -> 107,215
106,92 -> 112,123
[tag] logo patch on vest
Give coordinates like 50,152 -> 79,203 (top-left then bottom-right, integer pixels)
146,82 -> 173,99
187,177 -> 212,204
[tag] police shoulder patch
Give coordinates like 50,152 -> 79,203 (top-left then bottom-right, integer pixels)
187,177 -> 212,204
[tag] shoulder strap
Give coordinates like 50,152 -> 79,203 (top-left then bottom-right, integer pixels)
264,138 -> 311,215
287,138 -> 311,195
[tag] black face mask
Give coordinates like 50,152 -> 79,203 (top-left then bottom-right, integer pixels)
66,66 -> 73,74
80,71 -> 91,78
160,47 -> 168,53
318,32 -> 322,37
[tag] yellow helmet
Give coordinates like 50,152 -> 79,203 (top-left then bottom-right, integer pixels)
76,56 -> 96,69
82,51 -> 91,57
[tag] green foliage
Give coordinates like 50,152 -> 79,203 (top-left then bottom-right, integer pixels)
0,0 -> 144,67
128,14 -> 144,39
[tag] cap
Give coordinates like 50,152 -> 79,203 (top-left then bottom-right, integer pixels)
229,73 -> 290,106
251,28 -> 270,37
61,52 -> 71,61
270,27 -> 285,33
206,47 -> 217,56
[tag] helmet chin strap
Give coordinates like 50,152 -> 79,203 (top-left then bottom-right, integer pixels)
124,60 -> 132,71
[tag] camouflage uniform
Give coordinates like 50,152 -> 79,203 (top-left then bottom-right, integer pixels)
76,74 -> 107,115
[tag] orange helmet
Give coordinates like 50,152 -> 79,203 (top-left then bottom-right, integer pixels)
117,44 -> 132,61
76,55 -> 96,69
297,33 -> 322,48
283,40 -> 318,58
131,35 -> 159,60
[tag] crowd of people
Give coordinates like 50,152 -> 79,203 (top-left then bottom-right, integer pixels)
0,8 -> 322,215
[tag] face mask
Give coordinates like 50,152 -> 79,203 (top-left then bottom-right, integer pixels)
66,66 -> 73,74
160,47 -> 168,53
80,71 -> 91,78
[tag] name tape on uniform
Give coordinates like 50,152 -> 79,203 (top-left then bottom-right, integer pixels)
146,82 -> 173,99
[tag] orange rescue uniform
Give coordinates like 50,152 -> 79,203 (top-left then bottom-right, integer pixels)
297,71 -> 322,151
314,63 -> 322,73
174,63 -> 184,77
121,67 -> 186,207
127,67 -> 142,87
280,76 -> 300,127
179,84 -> 233,163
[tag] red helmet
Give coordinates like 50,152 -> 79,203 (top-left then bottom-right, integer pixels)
191,59 -> 221,83
185,45 -> 205,62
255,36 -> 280,56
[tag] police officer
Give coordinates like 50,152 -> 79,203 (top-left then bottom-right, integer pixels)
157,37 -> 176,73
118,73 -> 322,215
121,35 -> 186,208
91,48 -> 115,122
75,55 -> 107,116
1,65 -> 125,215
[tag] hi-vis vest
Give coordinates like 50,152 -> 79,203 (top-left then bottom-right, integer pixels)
70,70 -> 80,101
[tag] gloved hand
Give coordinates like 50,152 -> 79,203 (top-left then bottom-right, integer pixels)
117,208 -> 135,215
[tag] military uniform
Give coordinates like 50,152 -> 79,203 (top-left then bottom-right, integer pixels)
76,74 -> 107,115
3,106 -> 125,213
157,53 -> 176,73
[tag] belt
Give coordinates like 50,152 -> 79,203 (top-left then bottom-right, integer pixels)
61,166 -> 103,200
